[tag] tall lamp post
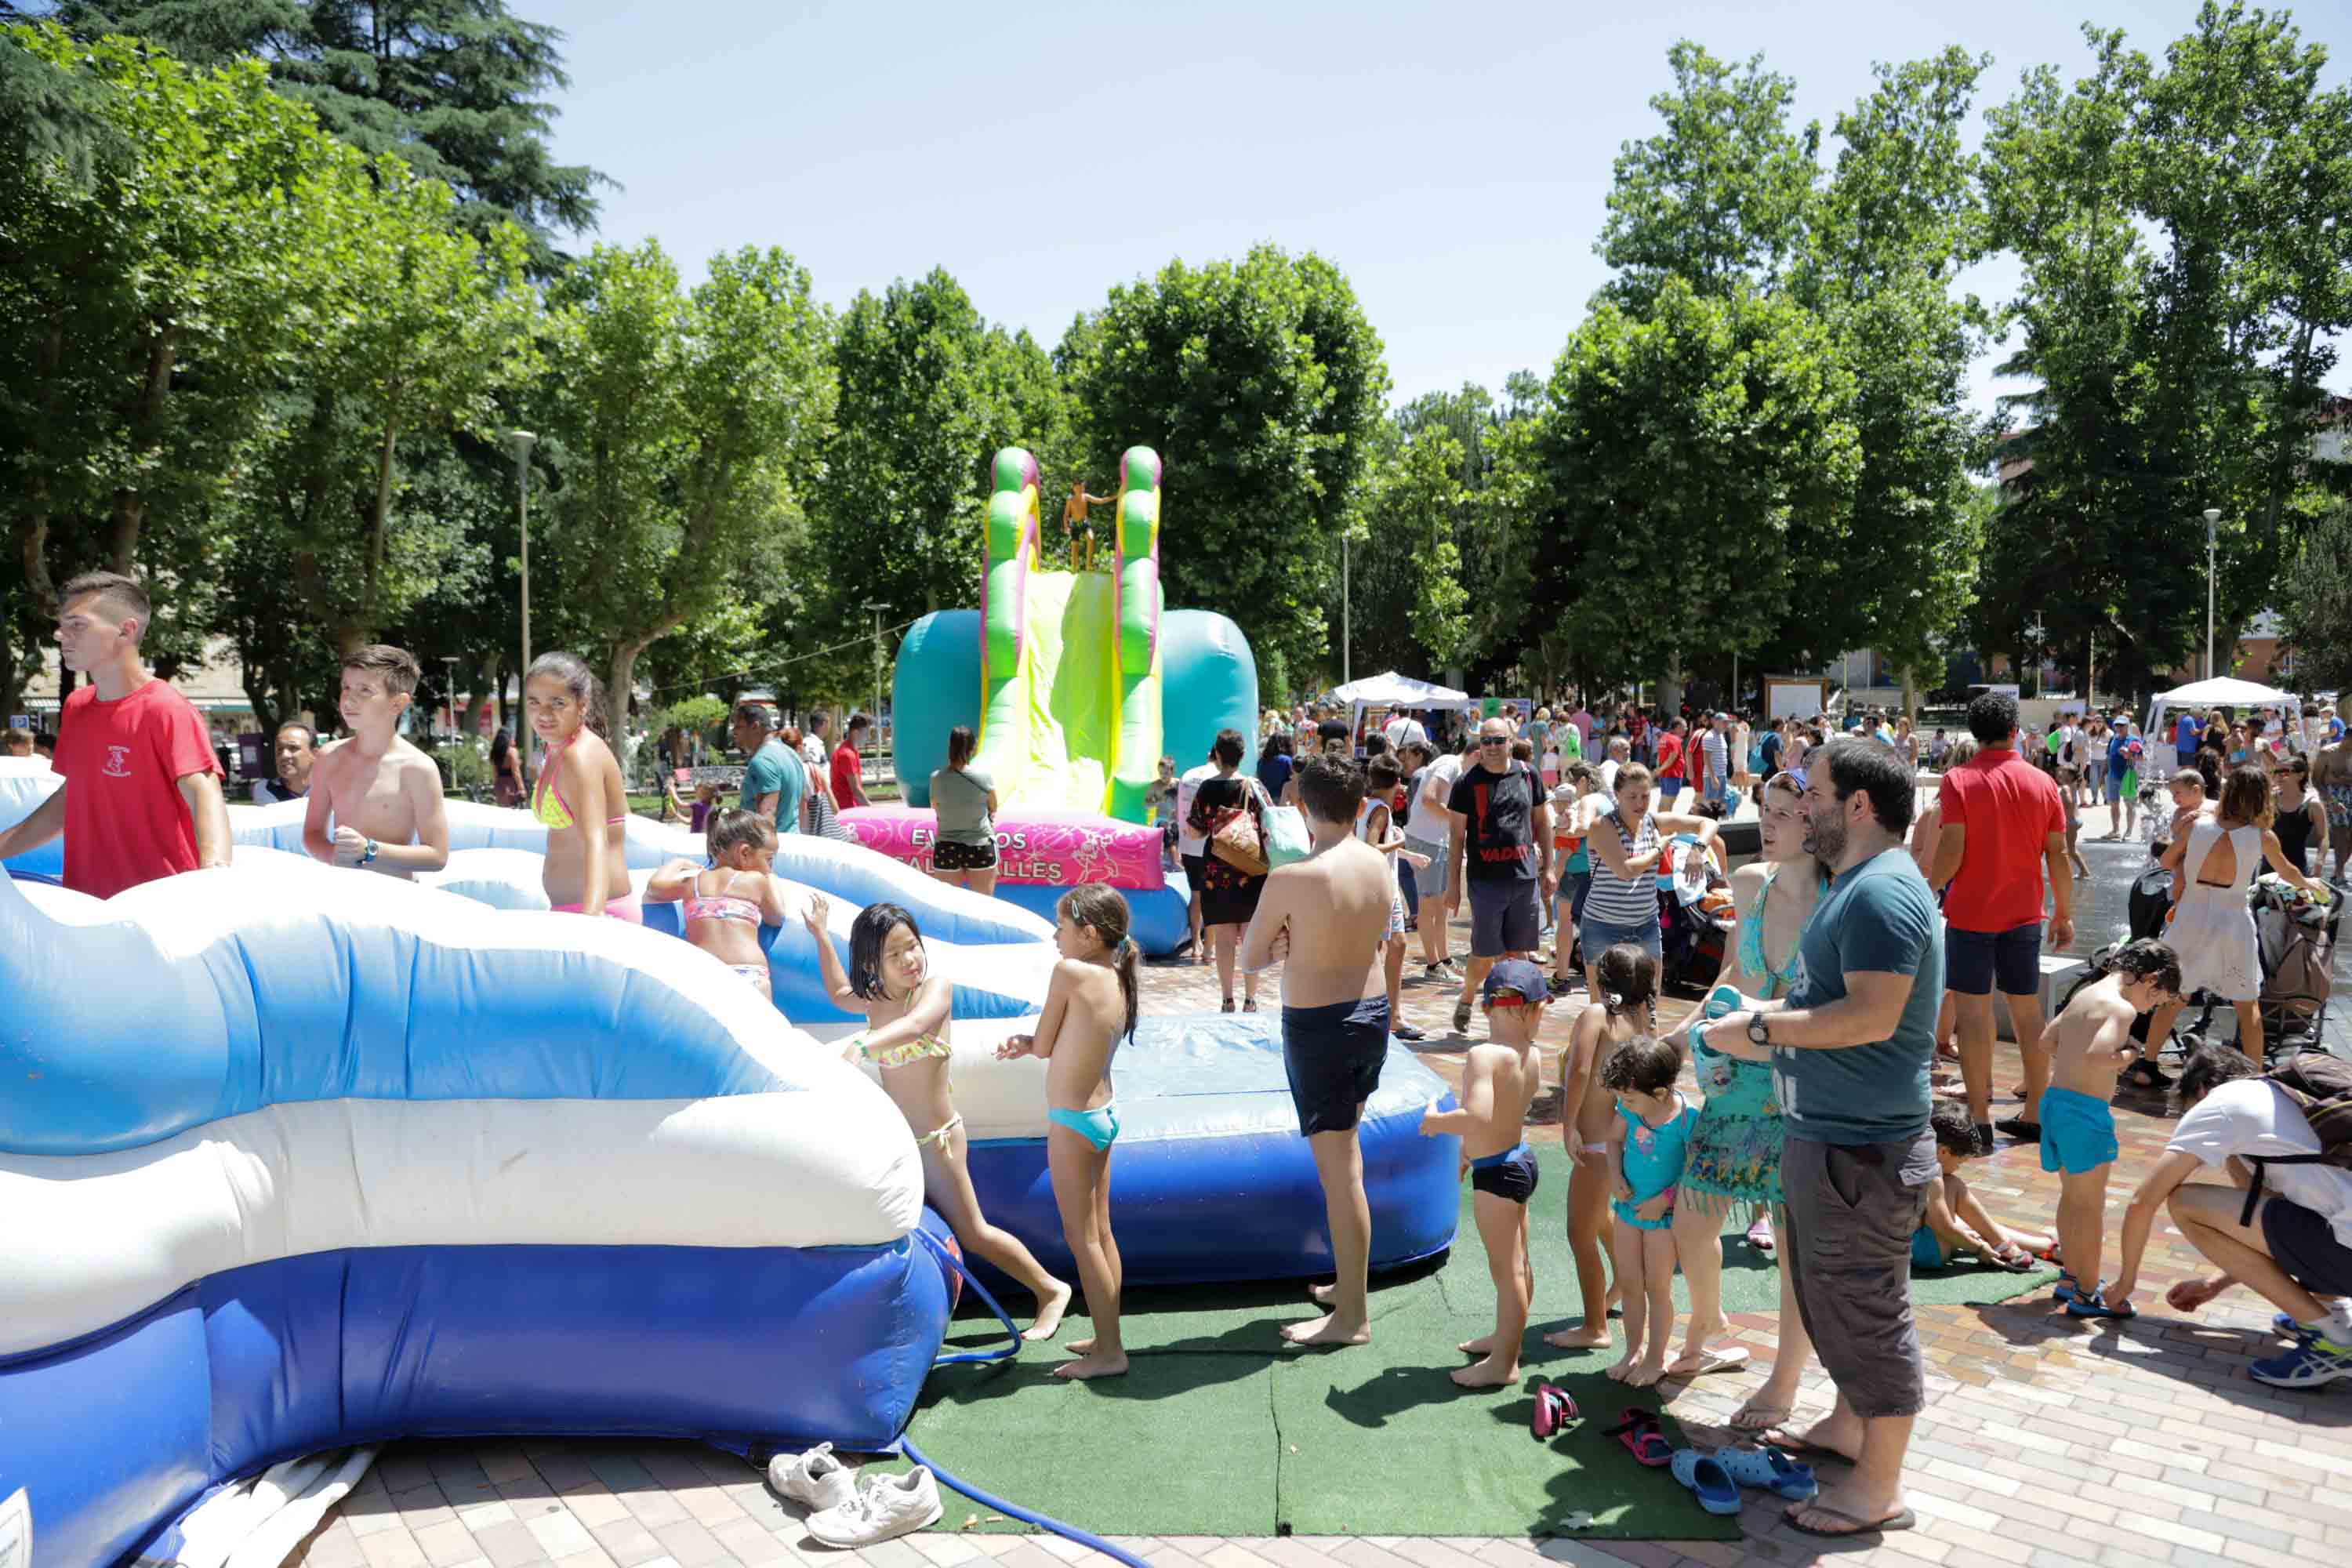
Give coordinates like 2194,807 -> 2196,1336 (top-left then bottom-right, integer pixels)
1341,532 -> 1351,688
509,430 -> 536,742
862,599 -> 887,769
2202,507 -> 2221,681
439,655 -> 460,739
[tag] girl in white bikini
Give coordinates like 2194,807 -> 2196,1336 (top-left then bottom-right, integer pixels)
808,894 -> 1073,1338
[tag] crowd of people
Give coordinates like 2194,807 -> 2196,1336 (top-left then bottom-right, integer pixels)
9,579 -> 2350,1545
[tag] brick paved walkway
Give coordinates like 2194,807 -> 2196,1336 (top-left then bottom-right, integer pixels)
298,835 -> 2352,1568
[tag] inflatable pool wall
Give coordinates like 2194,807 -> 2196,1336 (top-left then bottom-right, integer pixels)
0,844 -> 948,1568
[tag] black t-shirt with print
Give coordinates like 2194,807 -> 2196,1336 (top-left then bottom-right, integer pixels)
1447,762 -> 1541,883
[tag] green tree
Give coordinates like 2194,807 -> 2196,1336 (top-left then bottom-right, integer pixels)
1599,41 -> 1820,308
1529,281 -> 1861,700
1342,412 -> 1471,680
1059,245 -> 1388,682
2278,501 -> 2352,694
1977,5 -> 2352,699
802,268 -> 1070,629
45,0 -> 607,266
534,241 -> 834,737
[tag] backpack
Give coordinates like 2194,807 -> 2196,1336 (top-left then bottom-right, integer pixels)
2237,1052 -> 2352,1225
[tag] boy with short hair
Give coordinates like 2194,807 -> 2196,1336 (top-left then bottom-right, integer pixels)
1914,1101 -> 2054,1269
303,644 -> 450,878
1420,958 -> 1545,1387
2041,938 -> 2182,1317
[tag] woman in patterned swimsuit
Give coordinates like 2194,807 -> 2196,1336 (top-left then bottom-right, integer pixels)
1669,771 -> 1828,1426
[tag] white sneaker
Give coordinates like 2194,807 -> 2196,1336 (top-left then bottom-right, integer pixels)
805,1467 -> 944,1546
767,1441 -> 855,1513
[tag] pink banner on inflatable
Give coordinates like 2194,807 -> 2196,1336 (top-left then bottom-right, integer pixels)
839,807 -> 1167,892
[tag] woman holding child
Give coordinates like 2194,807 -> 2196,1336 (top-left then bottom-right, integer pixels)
1668,770 -> 1824,1426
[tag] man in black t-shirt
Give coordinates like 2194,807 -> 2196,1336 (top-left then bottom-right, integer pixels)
1445,716 -> 1553,1035
1316,715 -> 1352,757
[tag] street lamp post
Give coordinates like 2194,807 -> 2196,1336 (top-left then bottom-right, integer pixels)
509,430 -> 536,742
1341,533 -> 1351,688
862,600 -> 887,775
2202,507 -> 2221,681
439,655 -> 460,739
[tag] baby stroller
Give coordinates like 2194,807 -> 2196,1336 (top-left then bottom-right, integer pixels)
1657,835 -> 1738,994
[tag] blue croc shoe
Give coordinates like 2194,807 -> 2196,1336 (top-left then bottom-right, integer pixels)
1711,1444 -> 1817,1501
1668,1449 -> 1744,1516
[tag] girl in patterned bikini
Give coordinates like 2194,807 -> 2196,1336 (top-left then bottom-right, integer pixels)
998,884 -> 1140,1379
644,808 -> 792,997
524,652 -> 637,920
808,895 -> 1073,1338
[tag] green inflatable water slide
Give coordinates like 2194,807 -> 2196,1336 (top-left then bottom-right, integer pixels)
975,446 -> 1163,823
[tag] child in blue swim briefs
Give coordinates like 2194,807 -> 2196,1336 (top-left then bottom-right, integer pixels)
2039,938 -> 2183,1320
1600,1033 -> 1697,1387
997,884 -> 1138,1380
1418,959 -> 1547,1391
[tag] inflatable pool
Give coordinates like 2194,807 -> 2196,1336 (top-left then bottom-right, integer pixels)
0,837 -> 947,1568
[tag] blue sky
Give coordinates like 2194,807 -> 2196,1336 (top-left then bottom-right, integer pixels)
539,0 -> 2352,418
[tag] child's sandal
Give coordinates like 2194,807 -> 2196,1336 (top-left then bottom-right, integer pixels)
1602,1407 -> 1674,1467
1532,1383 -> 1579,1439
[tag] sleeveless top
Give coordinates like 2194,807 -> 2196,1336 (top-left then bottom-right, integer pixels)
2273,793 -> 2318,873
1734,866 -> 1804,1000
1581,807 -> 1660,926
2183,819 -> 2261,898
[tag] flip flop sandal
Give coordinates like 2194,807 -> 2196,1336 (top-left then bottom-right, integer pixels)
1727,1400 -> 1792,1434
1667,1449 -> 1743,1515
1531,1383 -> 1580,1439
1989,1243 -> 2040,1273
1601,1408 -> 1674,1468
1784,1501 -> 1918,1539
1710,1444 -> 1818,1501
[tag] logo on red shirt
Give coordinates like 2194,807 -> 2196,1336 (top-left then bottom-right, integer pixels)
103,745 -> 132,779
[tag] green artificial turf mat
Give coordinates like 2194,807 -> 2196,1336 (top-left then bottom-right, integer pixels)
890,1142 -> 2053,1539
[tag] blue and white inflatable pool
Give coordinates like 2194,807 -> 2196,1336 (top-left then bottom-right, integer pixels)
0,760 -> 1457,1566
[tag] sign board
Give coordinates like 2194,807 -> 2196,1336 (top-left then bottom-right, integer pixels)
1764,677 -> 1827,722
5,716 -> 26,730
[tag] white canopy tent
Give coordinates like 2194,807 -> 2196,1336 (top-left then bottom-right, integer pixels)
1330,672 -> 1474,750
2147,676 -> 2306,773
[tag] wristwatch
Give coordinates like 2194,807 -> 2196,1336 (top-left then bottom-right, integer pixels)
1746,1011 -> 1772,1048
361,838 -> 379,866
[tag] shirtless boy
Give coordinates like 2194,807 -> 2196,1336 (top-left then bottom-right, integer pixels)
2041,938 -> 2181,1318
1419,958 -> 1546,1387
303,645 -> 450,878
1241,753 -> 1400,1348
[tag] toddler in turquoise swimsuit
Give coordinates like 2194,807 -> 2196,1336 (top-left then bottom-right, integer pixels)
1600,1034 -> 1698,1387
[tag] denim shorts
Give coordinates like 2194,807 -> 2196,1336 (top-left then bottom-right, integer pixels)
1579,911 -> 1661,966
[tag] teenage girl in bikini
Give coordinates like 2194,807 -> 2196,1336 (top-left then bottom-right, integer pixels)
524,652 -> 637,920
807,893 -> 1073,1338
998,883 -> 1138,1378
644,808 -> 792,997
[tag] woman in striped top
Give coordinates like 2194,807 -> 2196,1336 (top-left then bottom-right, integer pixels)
1577,762 -> 1722,1000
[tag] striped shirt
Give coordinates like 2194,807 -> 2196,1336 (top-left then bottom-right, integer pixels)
1581,807 -> 1661,926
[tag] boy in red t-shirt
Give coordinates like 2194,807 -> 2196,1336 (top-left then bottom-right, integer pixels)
832,713 -> 871,810
1653,719 -> 1687,807
1927,691 -> 2071,1154
0,572 -> 228,898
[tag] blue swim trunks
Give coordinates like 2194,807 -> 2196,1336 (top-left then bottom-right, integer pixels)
1281,993 -> 1391,1138
2039,1084 -> 2119,1175
1911,1227 -> 1947,1270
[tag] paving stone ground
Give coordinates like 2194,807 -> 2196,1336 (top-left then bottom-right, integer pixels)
299,829 -> 2352,1568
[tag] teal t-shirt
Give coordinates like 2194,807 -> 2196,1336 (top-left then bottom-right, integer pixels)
741,738 -> 804,836
1771,847 -> 1941,1145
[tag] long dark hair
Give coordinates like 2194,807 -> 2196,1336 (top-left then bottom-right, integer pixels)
848,902 -> 922,1002
490,728 -> 512,768
1059,882 -> 1139,1041
525,651 -> 610,741
1595,942 -> 1658,1022
946,724 -> 977,771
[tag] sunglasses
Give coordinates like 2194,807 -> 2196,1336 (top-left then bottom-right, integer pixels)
1479,736 -> 1511,746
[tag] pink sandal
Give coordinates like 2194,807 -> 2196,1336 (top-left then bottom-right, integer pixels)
1532,1384 -> 1579,1439
1602,1407 -> 1674,1467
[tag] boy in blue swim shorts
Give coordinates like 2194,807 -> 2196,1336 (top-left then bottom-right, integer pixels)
2038,938 -> 2181,1319
1419,959 -> 1548,1388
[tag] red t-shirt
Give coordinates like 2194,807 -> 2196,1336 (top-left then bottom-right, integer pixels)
1936,747 -> 2064,933
53,679 -> 221,899
1655,731 -> 1685,780
831,741 -> 862,808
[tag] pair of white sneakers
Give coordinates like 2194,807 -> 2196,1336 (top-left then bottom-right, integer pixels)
768,1443 -> 944,1546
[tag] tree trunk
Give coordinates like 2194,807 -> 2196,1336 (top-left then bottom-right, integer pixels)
607,642 -> 645,748
111,323 -> 180,577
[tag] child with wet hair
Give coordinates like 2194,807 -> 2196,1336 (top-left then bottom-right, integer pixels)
1913,1100 -> 2055,1270
1599,1032 -> 1697,1386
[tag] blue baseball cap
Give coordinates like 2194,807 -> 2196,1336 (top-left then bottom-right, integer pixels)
1483,958 -> 1548,1006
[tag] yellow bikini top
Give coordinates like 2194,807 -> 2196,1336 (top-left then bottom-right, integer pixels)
851,1029 -> 953,1069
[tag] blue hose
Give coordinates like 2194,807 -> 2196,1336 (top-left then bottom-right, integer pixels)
903,1229 -> 1146,1567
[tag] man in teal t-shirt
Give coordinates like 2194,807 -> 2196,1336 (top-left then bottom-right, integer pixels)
1700,736 -> 1941,1541
731,702 -> 804,837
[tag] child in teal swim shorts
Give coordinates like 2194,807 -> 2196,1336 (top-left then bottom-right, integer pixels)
2041,938 -> 2183,1319
1911,1101 -> 2054,1271
999,884 -> 1140,1379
